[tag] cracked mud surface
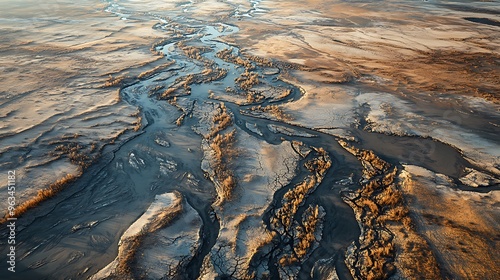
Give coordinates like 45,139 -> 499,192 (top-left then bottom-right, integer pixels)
0,0 -> 499,279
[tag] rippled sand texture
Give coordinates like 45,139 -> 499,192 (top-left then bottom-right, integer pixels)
0,0 -> 166,214
0,0 -> 499,279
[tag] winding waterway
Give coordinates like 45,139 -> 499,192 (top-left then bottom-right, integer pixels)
1,1 -> 495,279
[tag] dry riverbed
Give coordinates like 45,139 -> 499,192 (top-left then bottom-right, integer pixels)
0,0 -> 498,279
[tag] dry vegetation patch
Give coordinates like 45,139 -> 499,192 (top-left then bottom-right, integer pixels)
1,173 -> 79,224
114,196 -> 183,279
209,130 -> 237,201
340,141 -> 441,279
202,103 -> 239,205
137,60 -> 176,80
235,70 -> 260,90
216,48 -> 254,69
249,104 -> 292,121
269,148 -> 331,269
279,205 -> 323,266
178,41 -> 212,62
208,102 -> 233,138
102,75 -> 127,88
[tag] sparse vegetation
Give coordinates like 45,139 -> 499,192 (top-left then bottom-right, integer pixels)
184,74 -> 194,90
149,85 -> 165,96
209,130 -> 237,203
162,87 -> 178,98
305,147 -> 331,176
269,149 -> 331,267
216,48 -> 254,69
208,102 -> 233,138
175,114 -> 185,126
133,116 -> 142,131
340,141 -> 440,279
103,74 -> 126,88
277,89 -> 292,100
115,198 -> 183,278
1,139 -> 106,223
279,205 -> 322,265
272,149 -> 331,229
202,103 -> 239,204
137,60 -> 175,80
178,42 -> 210,61
54,142 -> 93,170
160,67 -> 227,100
235,70 -> 259,90
247,55 -> 274,67
245,90 -> 265,104
1,173 -> 79,223
273,175 -> 318,229
169,96 -> 178,105
249,104 -> 292,121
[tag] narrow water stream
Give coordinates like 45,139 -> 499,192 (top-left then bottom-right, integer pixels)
0,1 -> 489,279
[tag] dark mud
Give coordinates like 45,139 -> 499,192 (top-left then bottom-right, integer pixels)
0,1 -> 497,279
463,17 -> 500,27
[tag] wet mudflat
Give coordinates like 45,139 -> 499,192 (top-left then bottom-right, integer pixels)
0,0 -> 499,279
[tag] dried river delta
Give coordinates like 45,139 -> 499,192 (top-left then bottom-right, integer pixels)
0,0 -> 499,279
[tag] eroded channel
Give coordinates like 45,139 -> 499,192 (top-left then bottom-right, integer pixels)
1,2 -> 495,280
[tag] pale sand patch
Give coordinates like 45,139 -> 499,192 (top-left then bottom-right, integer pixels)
356,92 -> 500,175
0,0 -> 170,213
400,165 -> 500,279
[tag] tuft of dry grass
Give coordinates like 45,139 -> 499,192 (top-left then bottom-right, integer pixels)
137,60 -> 175,80
162,87 -> 178,98
209,130 -> 238,203
245,90 -> 265,104
247,55 -> 274,67
235,70 -> 259,90
181,45 -> 207,61
216,48 -> 254,69
103,74 -> 126,88
184,74 -> 194,90
267,106 -> 286,120
250,104 -> 292,121
116,199 -> 183,278
133,116 -> 142,131
1,173 -> 79,223
208,102 -> 233,138
54,143 -> 93,170
175,114 -> 185,126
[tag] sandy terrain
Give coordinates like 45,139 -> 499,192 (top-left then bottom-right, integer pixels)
401,165 -> 500,279
0,0 -> 170,216
91,191 -> 203,279
0,0 -> 498,279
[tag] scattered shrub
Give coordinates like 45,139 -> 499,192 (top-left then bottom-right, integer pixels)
1,173 -> 79,223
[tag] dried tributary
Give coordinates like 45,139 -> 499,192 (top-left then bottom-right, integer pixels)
0,3 -> 491,280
